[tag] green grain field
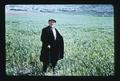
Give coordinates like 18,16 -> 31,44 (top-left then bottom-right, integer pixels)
5,11 -> 114,76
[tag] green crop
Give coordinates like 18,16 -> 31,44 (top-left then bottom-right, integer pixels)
5,12 -> 114,76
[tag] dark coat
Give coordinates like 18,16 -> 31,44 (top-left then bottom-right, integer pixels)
40,26 -> 64,63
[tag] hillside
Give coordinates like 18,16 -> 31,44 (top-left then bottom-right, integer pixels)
5,5 -> 113,17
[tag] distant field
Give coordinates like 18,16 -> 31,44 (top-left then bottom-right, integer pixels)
5,11 -> 114,76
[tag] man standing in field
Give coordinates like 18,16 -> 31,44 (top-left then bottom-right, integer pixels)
40,19 -> 64,75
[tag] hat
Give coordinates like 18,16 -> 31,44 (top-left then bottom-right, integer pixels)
48,19 -> 56,23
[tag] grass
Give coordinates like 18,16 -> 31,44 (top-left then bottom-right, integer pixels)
5,11 -> 114,76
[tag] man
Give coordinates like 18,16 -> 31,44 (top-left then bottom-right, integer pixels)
40,19 -> 64,75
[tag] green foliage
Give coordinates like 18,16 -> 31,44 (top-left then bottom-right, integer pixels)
6,12 -> 114,76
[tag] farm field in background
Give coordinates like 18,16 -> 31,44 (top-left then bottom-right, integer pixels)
5,11 -> 114,76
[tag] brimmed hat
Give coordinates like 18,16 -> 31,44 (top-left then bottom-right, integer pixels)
48,19 -> 56,23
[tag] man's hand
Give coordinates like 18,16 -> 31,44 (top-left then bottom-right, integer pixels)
48,45 -> 51,49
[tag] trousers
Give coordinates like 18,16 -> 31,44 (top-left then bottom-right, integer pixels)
42,59 -> 58,72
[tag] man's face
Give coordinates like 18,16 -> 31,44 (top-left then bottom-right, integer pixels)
48,21 -> 56,28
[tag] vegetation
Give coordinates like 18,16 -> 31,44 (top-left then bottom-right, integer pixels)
6,11 -> 114,76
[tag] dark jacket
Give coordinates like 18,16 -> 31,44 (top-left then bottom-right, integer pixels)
40,26 -> 64,62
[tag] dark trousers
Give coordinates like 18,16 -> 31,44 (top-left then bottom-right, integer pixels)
42,60 -> 58,73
